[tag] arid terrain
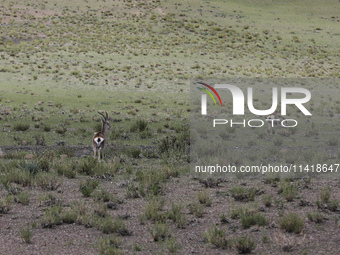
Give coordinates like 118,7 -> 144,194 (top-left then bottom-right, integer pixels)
0,0 -> 339,254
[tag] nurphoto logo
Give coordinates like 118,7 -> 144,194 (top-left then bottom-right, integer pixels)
197,82 -> 312,128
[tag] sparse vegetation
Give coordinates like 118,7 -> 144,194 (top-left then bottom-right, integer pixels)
307,211 -> 324,223
149,222 -> 171,242
16,191 -> 30,205
278,212 -> 304,234
262,194 -> 272,207
19,226 -> 32,244
40,204 -> 63,228
130,119 -> 148,132
240,211 -> 268,229
168,202 -> 187,228
230,186 -> 257,202
0,0 -> 339,254
197,190 -> 213,206
189,201 -> 205,218
79,179 -> 99,197
13,123 -> 30,131
0,195 -> 13,214
279,182 -> 299,201
144,197 -> 167,223
62,208 -> 78,224
203,225 -> 228,249
234,236 -> 256,254
98,235 -> 123,255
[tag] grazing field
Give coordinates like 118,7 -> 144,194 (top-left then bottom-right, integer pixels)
0,0 -> 339,254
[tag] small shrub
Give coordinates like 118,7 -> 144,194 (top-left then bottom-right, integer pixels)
98,235 -> 123,255
126,183 -> 140,199
70,107 -> 79,114
79,179 -> 99,197
203,225 -> 228,249
55,146 -> 75,157
327,200 -> 339,212
168,202 -> 187,228
278,212 -> 304,234
230,207 -> 243,219
307,211 -> 324,223
240,212 -> 268,229
319,187 -> 331,203
189,201 -> 205,218
230,186 -> 257,202
17,191 -> 30,205
262,235 -> 269,244
144,197 -> 166,222
262,194 -> 272,207
3,151 -> 27,160
41,205 -> 63,228
35,172 -> 61,191
7,168 -> 33,187
38,193 -> 58,207
158,131 -> 189,155
100,216 -> 114,234
55,164 -> 76,178
166,237 -> 180,254
43,125 -> 51,132
70,70 -> 82,77
13,123 -> 30,131
139,130 -> 152,139
234,236 -> 256,254
316,187 -> 337,210
93,188 -> 113,202
55,126 -> 67,134
39,157 -> 49,171
77,157 -> 97,175
34,134 -> 46,146
130,119 -> 148,132
70,201 -> 88,223
139,213 -> 147,225
280,182 -> 298,201
62,209 -> 78,224
19,161 -> 39,175
136,168 -> 167,196
220,213 -> 229,224
264,175 -> 280,185
197,190 -> 212,206
113,217 -> 131,236
274,198 -> 285,209
5,182 -> 21,195
19,226 -> 32,244
129,148 -> 141,158
94,202 -> 108,218
0,195 -> 13,214
149,222 -> 171,242
134,244 -> 142,251
326,138 -> 338,146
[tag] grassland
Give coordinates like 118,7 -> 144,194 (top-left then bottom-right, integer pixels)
0,0 -> 339,254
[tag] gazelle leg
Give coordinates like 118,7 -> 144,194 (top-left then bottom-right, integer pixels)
98,148 -> 101,162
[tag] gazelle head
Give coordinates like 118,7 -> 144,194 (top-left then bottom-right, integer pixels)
98,111 -> 110,131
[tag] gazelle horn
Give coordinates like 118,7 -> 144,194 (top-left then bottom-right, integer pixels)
98,111 -> 107,120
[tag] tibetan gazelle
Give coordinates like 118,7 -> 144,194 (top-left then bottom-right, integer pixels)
92,111 -> 110,161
